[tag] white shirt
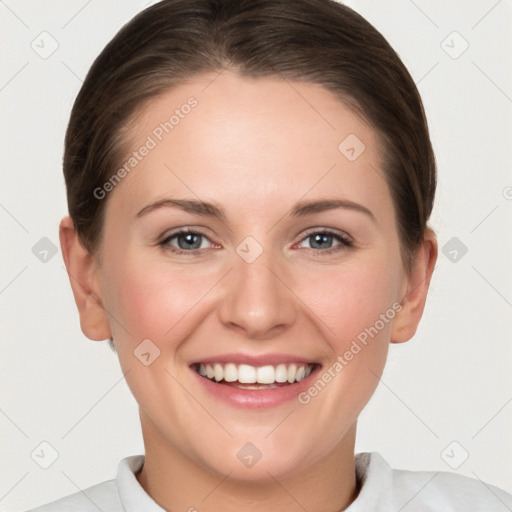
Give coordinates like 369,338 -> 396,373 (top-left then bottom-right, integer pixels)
25,452 -> 512,511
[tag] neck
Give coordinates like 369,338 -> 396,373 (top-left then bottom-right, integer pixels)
136,420 -> 359,512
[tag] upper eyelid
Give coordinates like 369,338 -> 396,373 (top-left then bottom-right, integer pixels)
300,226 -> 352,241
160,227 -> 211,242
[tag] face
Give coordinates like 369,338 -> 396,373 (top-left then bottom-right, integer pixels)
84,71 -> 413,481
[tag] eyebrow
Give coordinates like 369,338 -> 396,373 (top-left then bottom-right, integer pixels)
136,197 -> 376,222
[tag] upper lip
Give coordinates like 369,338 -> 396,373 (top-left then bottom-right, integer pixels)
191,353 -> 319,367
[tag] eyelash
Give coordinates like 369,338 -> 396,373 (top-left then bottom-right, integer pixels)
158,227 -> 354,256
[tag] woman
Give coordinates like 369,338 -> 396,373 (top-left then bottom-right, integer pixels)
27,0 -> 512,510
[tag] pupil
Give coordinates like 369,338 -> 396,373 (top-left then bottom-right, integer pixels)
311,233 -> 332,249
179,233 -> 201,250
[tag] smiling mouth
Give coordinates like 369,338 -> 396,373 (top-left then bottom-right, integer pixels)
192,362 -> 317,389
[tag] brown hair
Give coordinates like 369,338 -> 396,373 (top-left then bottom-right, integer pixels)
64,0 -> 436,347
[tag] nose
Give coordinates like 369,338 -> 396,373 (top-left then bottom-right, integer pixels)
217,246 -> 297,340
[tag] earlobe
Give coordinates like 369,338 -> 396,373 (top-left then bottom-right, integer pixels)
390,229 -> 438,344
59,216 -> 112,341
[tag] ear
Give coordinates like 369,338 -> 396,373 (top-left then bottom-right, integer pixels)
391,228 -> 438,344
59,216 -> 112,341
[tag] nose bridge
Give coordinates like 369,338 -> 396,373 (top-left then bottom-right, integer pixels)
218,239 -> 296,339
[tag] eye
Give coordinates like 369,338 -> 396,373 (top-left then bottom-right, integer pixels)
158,227 -> 353,256
296,229 -> 353,255
159,229 -> 214,255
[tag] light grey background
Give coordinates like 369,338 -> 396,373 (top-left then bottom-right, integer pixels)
1,0 -> 511,510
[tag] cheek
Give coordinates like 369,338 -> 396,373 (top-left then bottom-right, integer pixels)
281,258 -> 401,463
297,257 -> 401,348
102,252 -> 214,349
102,259 -> 213,416
295,255 -> 401,402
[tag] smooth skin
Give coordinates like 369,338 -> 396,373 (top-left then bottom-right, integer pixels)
60,71 -> 437,512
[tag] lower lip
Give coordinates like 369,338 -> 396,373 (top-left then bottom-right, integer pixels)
191,366 -> 320,409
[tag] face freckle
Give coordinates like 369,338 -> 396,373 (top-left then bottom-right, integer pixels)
96,70 -> 408,482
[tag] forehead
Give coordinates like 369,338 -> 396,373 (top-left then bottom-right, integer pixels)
106,71 -> 391,223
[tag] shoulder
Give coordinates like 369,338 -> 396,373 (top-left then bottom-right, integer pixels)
391,464 -> 512,511
354,452 -> 512,511
23,454 -> 148,512
23,479 -> 120,512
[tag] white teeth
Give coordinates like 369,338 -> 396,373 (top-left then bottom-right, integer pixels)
238,364 -> 257,383
287,363 -> 297,383
256,365 -> 275,384
224,363 -> 237,382
196,362 -> 314,385
214,363 -> 223,382
275,364 -> 288,382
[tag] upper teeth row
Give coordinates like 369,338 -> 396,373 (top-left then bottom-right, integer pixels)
198,363 -> 314,384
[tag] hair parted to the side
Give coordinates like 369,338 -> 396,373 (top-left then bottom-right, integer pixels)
63,0 -> 436,352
